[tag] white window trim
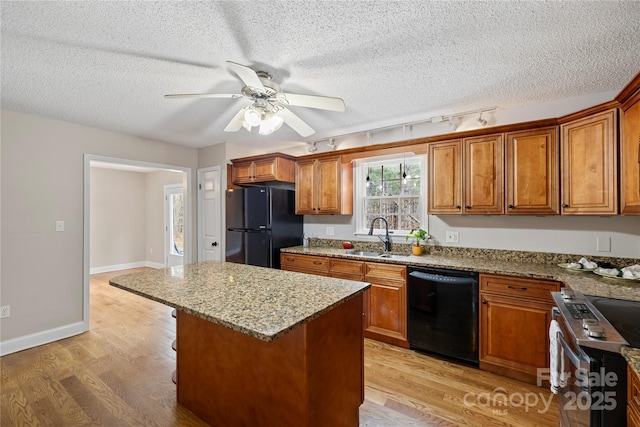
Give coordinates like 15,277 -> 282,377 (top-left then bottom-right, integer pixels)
353,153 -> 426,237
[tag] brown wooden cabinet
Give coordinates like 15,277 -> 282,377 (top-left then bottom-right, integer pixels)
629,366 -> 640,427
280,253 -> 329,276
428,139 -> 463,214
505,127 -> 560,214
295,156 -> 353,215
464,134 -> 505,214
427,135 -> 504,215
479,274 -> 561,385
560,109 -> 618,215
280,253 -> 407,348
231,153 -> 296,184
363,262 -> 408,348
620,96 -> 640,215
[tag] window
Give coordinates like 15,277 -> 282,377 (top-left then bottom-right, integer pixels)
354,154 -> 425,236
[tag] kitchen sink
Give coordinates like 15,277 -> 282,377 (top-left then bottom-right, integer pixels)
345,250 -> 382,257
345,250 -> 409,260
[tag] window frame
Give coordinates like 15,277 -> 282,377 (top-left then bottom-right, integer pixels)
353,153 -> 427,237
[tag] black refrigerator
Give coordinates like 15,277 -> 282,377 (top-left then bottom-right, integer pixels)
225,187 -> 303,269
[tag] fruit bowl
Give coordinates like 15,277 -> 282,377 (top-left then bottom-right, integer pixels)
342,241 -> 353,249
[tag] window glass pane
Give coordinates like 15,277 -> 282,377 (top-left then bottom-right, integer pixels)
380,200 -> 399,214
171,193 -> 184,255
365,199 -> 380,214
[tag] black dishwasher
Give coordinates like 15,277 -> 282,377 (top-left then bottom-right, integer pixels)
407,266 -> 479,364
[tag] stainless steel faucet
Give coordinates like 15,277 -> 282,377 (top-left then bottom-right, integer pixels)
368,216 -> 391,252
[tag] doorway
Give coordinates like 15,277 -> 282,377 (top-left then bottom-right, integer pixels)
165,184 -> 185,267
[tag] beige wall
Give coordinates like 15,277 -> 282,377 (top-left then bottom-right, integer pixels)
0,110 -> 198,346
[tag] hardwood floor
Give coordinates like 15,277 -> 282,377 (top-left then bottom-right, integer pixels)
1,268 -> 558,426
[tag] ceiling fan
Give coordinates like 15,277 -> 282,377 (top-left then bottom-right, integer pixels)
164,61 -> 346,137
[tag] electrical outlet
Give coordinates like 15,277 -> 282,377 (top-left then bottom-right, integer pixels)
326,227 -> 334,236
597,236 -> 611,252
445,231 -> 459,243
1,306 -> 10,318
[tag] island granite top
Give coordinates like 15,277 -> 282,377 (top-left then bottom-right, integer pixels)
109,261 -> 370,342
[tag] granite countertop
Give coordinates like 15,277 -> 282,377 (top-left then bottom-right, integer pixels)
109,261 -> 369,342
282,245 -> 640,375
282,246 -> 640,302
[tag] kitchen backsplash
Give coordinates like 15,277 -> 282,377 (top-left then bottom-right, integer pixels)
308,238 -> 640,267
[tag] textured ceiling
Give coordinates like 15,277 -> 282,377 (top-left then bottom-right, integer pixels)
2,1 -> 640,151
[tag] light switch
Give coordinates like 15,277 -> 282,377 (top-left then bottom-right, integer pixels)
56,221 -> 65,232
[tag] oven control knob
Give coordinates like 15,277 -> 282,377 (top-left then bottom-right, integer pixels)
561,288 -> 575,299
583,319 -> 599,329
587,324 -> 606,338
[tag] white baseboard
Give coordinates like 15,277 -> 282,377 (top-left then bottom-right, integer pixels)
0,321 -> 87,356
90,261 -> 164,274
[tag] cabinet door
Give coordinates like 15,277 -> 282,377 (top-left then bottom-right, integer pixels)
621,101 -> 640,215
295,160 -> 316,214
561,109 -> 618,215
232,161 -> 255,184
316,157 -> 342,214
464,134 -> 504,214
479,293 -> 552,384
428,140 -> 462,214
364,262 -> 408,348
506,127 -> 559,215
253,158 -> 278,182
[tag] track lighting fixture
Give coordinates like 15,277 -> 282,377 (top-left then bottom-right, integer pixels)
308,142 -> 318,153
447,117 -> 461,131
476,112 -> 487,127
327,138 -> 337,150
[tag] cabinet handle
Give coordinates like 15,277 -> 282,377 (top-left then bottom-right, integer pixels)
508,204 -> 514,209
465,205 -> 471,209
507,285 -> 528,291
455,205 -> 461,209
482,299 -> 487,304
313,261 -> 323,265
562,204 -> 569,208
286,257 -> 295,262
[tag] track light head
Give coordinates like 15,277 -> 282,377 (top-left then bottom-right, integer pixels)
447,117 -> 461,131
476,112 -> 487,127
327,138 -> 337,150
308,142 -> 318,153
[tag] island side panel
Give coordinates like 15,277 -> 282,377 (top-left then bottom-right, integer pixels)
176,293 -> 364,427
306,293 -> 364,427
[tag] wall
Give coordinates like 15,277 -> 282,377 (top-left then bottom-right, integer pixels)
0,110 -> 198,352
90,168 -> 147,269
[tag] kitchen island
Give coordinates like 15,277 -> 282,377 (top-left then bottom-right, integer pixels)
109,261 -> 370,427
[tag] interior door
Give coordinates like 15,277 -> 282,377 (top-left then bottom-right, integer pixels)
198,167 -> 221,261
164,184 -> 185,267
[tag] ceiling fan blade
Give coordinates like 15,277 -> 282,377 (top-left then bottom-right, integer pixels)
278,107 -> 315,137
227,61 -> 265,91
224,107 -> 248,132
279,93 -> 346,112
164,93 -> 241,99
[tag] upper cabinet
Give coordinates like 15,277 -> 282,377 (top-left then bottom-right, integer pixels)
427,134 -> 504,214
295,156 -> 353,215
560,108 -> 618,215
505,127 -> 559,215
619,72 -> 640,215
231,153 -> 296,185
464,134 -> 504,214
427,139 -> 462,214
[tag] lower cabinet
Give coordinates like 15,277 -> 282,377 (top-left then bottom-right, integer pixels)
281,253 -> 408,348
630,366 -> 640,427
479,274 -> 561,385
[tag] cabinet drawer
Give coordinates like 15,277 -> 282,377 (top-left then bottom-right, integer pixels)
480,274 -> 560,302
330,259 -> 366,276
630,367 -> 640,420
280,254 -> 329,274
365,262 -> 406,283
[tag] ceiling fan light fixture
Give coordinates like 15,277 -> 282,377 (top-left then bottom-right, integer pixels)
258,113 -> 284,135
244,108 -> 262,127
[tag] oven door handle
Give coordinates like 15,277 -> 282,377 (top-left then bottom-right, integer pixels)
557,330 -> 591,392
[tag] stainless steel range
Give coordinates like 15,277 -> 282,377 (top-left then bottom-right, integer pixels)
551,289 -> 640,427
